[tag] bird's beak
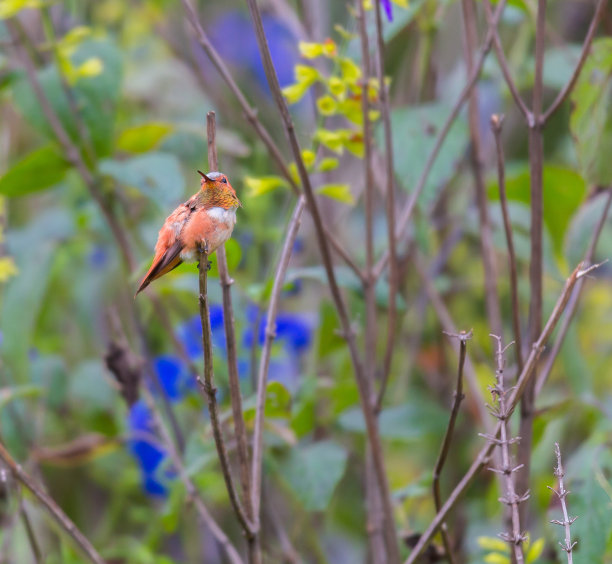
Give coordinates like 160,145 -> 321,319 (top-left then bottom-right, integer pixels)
197,170 -> 212,182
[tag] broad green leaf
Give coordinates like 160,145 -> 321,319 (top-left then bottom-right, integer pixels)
0,385 -> 42,411
381,104 -> 469,205
317,157 -> 339,172
12,38 -> 122,157
69,360 -> 115,412
0,145 -> 69,197
117,123 -> 174,153
338,398 -> 447,441
99,152 -> 185,207
526,537 -> 545,563
317,183 -> 354,205
206,238 -> 242,279
570,38 -> 612,185
279,440 -> 348,511
488,165 -> 587,257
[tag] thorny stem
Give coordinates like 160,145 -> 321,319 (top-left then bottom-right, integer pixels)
198,248 -> 255,538
461,0 -> 503,339
374,0 -> 508,280
404,261 -> 604,563
489,336 -> 526,563
549,443 -> 577,562
244,0 -> 400,560
535,188 -> 612,395
432,331 -> 472,564
206,113 -> 260,564
491,115 -> 524,373
251,197 -> 305,529
0,442 -> 105,564
373,0 -> 399,411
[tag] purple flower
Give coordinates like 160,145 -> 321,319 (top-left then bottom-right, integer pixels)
380,0 -> 393,21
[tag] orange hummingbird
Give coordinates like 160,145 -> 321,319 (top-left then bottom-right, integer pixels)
135,170 -> 242,296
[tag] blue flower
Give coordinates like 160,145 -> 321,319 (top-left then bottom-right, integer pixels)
243,308 -> 313,356
380,0 -> 393,21
154,355 -> 193,401
176,306 -> 226,359
127,400 -> 168,496
89,245 -> 108,268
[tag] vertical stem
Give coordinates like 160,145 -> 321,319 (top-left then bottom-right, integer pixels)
206,113 -> 260,564
197,249 -> 255,539
461,0 -> 503,338
374,0 -> 399,409
491,115 -> 524,373
518,0 -> 546,522
244,1 -> 400,560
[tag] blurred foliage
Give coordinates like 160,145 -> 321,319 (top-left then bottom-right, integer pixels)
0,0 -> 612,563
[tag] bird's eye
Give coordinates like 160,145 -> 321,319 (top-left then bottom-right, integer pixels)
221,177 -> 228,184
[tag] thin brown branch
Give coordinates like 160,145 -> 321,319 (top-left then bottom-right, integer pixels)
491,114 -> 524,373
489,336 -> 526,563
243,1 -> 400,559
140,387 -> 244,564
180,0 -> 364,284
198,247 -> 255,538
549,443 -> 577,562
461,0 -> 503,339
374,0 -> 508,279
517,0 -> 547,523
414,253 -> 491,430
0,442 -> 105,564
535,188 -> 612,395
19,502 -> 42,564
542,0 -> 608,123
374,0 -> 399,410
482,0 -> 532,123
404,261 -> 603,563
206,113 -> 260,563
251,197 -> 305,524
432,331 -> 472,564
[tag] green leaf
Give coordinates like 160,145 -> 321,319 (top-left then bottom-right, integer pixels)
0,145 -> 69,197
117,123 -> 174,154
279,440 -> 348,511
265,381 -> 291,418
338,398 -> 448,441
570,38 -> 612,186
488,165 -> 587,257
526,537 -> 545,563
0,385 -> 42,411
381,104 -> 469,205
317,157 -> 339,172
12,38 -> 122,157
317,183 -> 354,205
206,238 -> 242,279
245,175 -> 288,197
99,152 -> 185,207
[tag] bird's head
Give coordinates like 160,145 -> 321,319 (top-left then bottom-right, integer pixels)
198,170 -> 242,210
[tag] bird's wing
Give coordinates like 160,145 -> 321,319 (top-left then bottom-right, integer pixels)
135,199 -> 196,295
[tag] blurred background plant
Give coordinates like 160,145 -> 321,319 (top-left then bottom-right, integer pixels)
0,0 -> 612,563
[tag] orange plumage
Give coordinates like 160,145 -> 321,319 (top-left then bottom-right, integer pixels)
135,171 -> 241,296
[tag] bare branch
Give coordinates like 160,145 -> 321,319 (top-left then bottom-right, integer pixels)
535,188 -> 612,395
491,114 -> 524,373
374,0 -> 400,410
244,0 -> 400,559
0,443 -> 105,564
207,113 -> 260,563
432,330 -> 472,564
251,197 -> 305,528
404,261 -> 604,563
197,246 -> 255,538
542,0 -> 608,123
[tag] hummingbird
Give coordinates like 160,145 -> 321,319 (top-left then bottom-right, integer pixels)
135,170 -> 242,296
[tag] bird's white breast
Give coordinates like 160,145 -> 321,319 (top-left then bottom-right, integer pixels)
207,206 -> 237,227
